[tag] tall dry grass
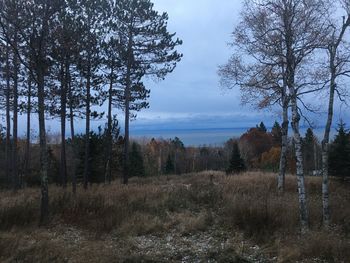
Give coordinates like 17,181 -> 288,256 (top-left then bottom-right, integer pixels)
0,171 -> 349,262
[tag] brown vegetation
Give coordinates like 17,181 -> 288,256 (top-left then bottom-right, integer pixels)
1,172 -> 349,262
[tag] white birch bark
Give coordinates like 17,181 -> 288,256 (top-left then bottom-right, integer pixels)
291,96 -> 309,231
278,96 -> 289,192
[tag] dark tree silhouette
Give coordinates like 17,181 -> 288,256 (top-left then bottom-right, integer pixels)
329,121 -> 350,180
226,142 -> 245,175
114,0 -> 182,184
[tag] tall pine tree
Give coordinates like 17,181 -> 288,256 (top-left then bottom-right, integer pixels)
114,0 -> 182,184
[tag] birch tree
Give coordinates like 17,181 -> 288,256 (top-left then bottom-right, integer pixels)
218,0 -> 291,192
219,0 -> 329,231
321,0 -> 350,227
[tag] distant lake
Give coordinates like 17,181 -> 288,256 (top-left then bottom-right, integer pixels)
130,127 -> 333,146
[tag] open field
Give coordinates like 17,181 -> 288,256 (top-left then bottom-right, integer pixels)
1,172 -> 350,262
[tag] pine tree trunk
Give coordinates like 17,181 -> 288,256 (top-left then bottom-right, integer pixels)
38,68 -> 49,225
12,35 -> 19,191
291,95 -> 309,232
60,62 -> 67,188
278,96 -> 289,192
69,82 -> 75,141
5,44 -> 11,187
83,67 -> 91,190
123,35 -> 133,185
68,79 -> 76,194
123,74 -> 130,185
24,74 -> 32,184
105,68 -> 113,184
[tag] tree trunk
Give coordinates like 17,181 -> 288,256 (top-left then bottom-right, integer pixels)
69,83 -> 75,141
123,74 -> 130,185
5,44 -> 11,187
291,95 -> 309,232
278,96 -> 289,192
12,35 -> 19,191
321,67 -> 335,228
105,68 -> 113,184
123,35 -> 133,185
83,67 -> 91,190
60,62 -> 67,188
24,72 -> 32,185
68,78 -> 76,194
284,9 -> 308,231
321,11 -> 350,229
38,68 -> 49,225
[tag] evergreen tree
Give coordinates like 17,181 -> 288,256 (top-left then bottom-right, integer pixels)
114,0 -> 182,184
129,142 -> 145,177
329,121 -> 350,179
226,142 -> 245,174
302,128 -> 318,175
76,0 -> 108,189
257,122 -> 267,133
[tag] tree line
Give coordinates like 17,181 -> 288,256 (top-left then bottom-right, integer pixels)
0,0 -> 182,223
2,118 -> 347,186
219,0 -> 350,231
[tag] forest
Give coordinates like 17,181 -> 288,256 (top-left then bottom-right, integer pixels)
1,0 -> 350,262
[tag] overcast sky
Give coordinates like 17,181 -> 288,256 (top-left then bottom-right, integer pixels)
15,0 -> 350,139
126,0 -> 276,132
131,0 -> 349,132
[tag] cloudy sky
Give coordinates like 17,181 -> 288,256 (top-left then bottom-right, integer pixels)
15,0 -> 350,143
130,0 -> 274,131
130,0 -> 350,133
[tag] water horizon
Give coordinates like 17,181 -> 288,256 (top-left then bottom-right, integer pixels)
130,126 -> 336,146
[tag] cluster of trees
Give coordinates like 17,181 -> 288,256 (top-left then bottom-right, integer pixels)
0,117 -> 346,187
219,0 -> 350,230
0,131 -> 235,185
126,137 -> 230,176
0,0 -> 182,222
229,122 -> 323,176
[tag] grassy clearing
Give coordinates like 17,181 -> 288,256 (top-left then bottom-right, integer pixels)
0,171 -> 349,262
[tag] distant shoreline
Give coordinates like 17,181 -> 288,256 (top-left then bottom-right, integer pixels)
130,126 -> 335,146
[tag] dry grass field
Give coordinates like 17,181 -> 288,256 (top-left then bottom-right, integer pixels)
1,172 -> 349,262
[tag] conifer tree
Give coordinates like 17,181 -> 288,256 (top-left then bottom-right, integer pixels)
257,122 -> 267,133
302,128 -> 318,175
329,121 -> 350,180
77,0 -> 108,189
226,142 -> 245,174
114,0 -> 182,184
